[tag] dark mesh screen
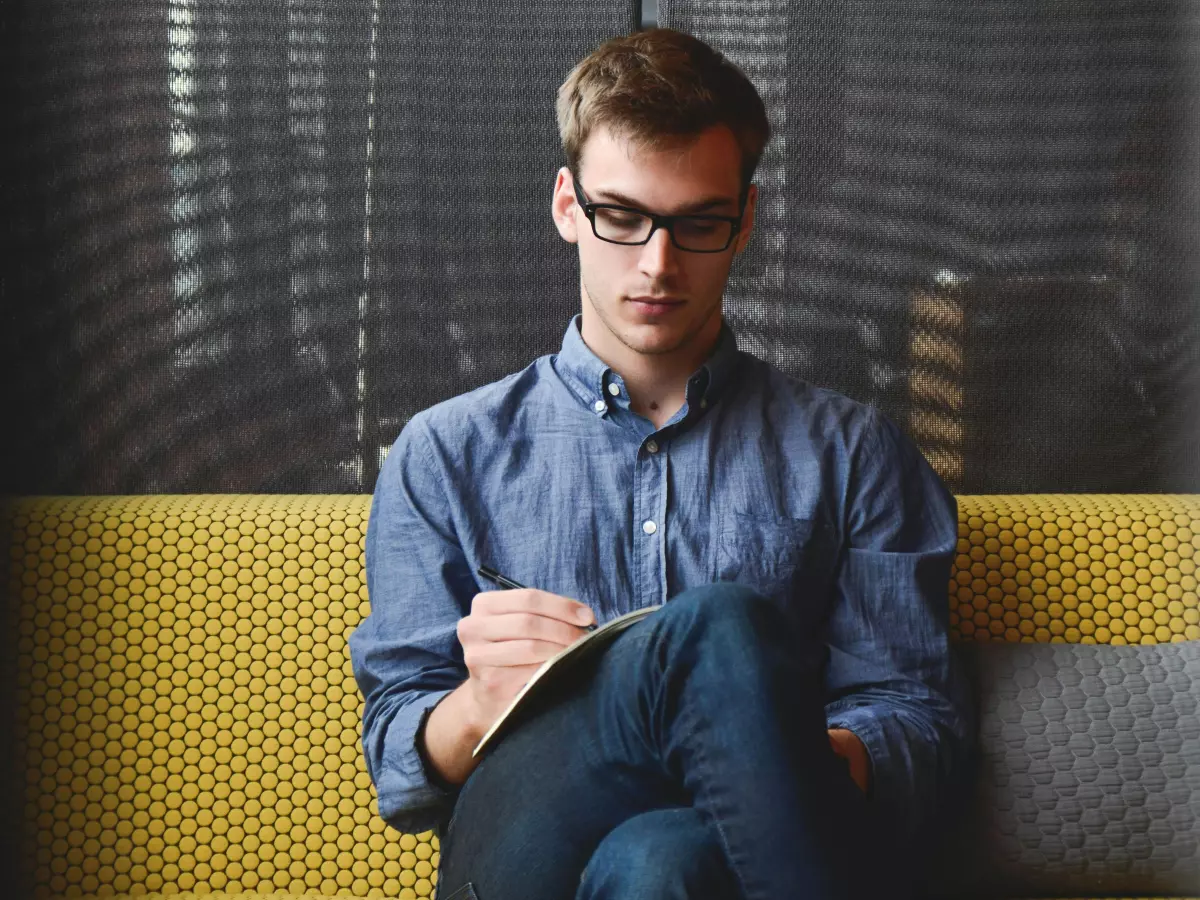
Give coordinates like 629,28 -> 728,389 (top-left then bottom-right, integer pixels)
662,0 -> 1200,492
4,0 -> 1197,494
3,0 -> 636,494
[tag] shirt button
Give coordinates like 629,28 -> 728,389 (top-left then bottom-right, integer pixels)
642,520 -> 658,535
646,440 -> 659,454
593,399 -> 606,413
608,383 -> 621,397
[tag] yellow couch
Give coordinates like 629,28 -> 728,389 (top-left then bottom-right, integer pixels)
4,494 -> 1198,899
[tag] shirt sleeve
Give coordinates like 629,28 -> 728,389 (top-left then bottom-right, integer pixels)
822,406 -> 976,838
348,418 -> 475,835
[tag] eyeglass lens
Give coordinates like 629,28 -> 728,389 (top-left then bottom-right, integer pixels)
592,207 -> 734,252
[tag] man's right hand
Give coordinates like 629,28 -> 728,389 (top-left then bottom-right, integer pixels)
419,587 -> 595,786
456,588 -> 596,736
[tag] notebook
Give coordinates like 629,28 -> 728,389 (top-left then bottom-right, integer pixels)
472,604 -> 661,757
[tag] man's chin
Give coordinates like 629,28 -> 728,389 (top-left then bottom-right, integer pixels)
616,323 -> 693,357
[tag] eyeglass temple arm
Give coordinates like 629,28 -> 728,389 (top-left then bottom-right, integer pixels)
573,172 -> 748,236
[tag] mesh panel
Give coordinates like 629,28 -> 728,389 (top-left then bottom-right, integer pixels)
661,0 -> 1200,492
3,1 -> 636,495
6,0 -> 380,493
4,0 -> 1198,494
362,2 -> 636,476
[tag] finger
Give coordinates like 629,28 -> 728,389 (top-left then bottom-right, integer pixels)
465,638 -> 576,669
466,611 -> 589,648
472,588 -> 595,626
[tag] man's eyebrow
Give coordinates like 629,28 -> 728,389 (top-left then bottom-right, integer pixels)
591,188 -> 738,214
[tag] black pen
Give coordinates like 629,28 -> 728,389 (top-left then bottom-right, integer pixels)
477,566 -> 598,632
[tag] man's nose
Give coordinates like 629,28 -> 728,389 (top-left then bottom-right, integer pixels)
638,225 -> 680,278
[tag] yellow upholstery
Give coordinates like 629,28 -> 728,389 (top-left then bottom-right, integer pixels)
951,496 -> 1199,644
4,493 -> 1199,898
6,495 -> 435,899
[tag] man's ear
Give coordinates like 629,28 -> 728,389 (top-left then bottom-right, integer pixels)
551,167 -> 580,244
733,183 -> 758,256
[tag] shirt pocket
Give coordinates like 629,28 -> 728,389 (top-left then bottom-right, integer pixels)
716,513 -> 820,601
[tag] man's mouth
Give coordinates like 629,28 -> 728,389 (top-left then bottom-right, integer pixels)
627,296 -> 685,312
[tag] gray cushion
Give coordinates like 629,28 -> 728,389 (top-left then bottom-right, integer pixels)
923,640 -> 1200,898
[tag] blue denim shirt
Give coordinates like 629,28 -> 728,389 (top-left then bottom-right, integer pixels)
349,316 -> 973,836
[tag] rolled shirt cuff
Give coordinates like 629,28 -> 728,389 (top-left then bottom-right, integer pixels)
826,705 -> 916,833
370,688 -> 457,835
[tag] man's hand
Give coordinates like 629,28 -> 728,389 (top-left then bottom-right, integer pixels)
420,588 -> 595,787
828,728 -> 871,794
456,587 -> 596,736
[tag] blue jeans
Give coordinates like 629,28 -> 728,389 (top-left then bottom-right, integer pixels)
436,584 -> 899,900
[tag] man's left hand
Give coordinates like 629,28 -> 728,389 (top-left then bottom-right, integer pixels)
828,728 -> 870,794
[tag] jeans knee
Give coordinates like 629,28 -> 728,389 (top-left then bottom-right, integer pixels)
663,582 -> 774,626
644,582 -> 826,691
577,809 -> 736,900
656,582 -> 798,648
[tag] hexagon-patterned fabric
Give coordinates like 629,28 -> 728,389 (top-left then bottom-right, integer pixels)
952,495 -> 1200,644
6,495 -> 437,899
5,493 -> 1200,900
924,640 -> 1200,898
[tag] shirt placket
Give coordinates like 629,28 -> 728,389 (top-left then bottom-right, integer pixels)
633,434 -> 669,606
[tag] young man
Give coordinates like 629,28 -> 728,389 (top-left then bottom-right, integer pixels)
350,28 -> 973,900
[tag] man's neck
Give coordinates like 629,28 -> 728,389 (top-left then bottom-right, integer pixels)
580,322 -> 721,430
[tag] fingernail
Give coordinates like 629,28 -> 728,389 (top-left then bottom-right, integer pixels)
576,608 -> 594,625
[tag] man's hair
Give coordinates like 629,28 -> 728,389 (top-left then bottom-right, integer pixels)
556,28 -> 770,197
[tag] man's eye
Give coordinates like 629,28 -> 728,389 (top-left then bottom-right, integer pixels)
678,219 -> 721,235
600,211 -> 644,228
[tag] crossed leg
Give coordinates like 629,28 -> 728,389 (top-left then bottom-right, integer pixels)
435,584 -> 893,900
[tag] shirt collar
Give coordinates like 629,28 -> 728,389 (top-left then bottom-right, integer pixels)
554,314 -> 741,416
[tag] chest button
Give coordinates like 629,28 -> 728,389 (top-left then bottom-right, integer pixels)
646,440 -> 659,454
642,520 -> 657,535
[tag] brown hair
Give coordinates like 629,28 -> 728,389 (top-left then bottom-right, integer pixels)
556,28 -> 770,197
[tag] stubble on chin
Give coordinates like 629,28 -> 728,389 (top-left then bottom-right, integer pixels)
582,279 -> 720,359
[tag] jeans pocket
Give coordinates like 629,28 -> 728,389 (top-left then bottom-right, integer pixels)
442,767 -> 479,850
438,882 -> 479,900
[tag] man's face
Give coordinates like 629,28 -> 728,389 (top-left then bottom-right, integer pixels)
551,124 -> 757,365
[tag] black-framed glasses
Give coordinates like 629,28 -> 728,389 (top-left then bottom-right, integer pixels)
572,178 -> 744,253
